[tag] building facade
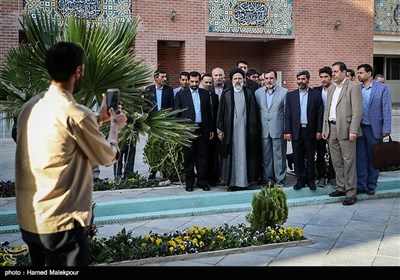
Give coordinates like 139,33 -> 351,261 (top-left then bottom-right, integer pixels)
0,0 -> 399,100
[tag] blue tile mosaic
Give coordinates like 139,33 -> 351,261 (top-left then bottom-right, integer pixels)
23,0 -> 132,22
375,0 -> 400,32
208,0 -> 293,35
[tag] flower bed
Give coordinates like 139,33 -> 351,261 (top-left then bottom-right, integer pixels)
89,224 -> 304,265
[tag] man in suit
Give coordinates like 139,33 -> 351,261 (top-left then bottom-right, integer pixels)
200,73 -> 220,186
322,61 -> 362,206
173,71 -> 189,98
211,67 -> 230,100
356,64 -> 392,195
146,69 -> 175,179
255,69 -> 288,186
284,70 -> 323,191
174,71 -> 213,192
314,66 -> 336,187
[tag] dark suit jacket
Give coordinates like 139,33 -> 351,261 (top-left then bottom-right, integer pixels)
284,88 -> 323,141
174,88 -> 213,136
208,89 -> 219,133
145,84 -> 174,111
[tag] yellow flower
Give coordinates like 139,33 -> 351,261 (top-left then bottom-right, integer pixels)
199,241 -> 204,247
169,247 -> 174,252
156,238 -> 162,245
180,245 -> 185,251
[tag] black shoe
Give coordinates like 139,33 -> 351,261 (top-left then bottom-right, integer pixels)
329,190 -> 346,197
366,188 -> 376,195
185,186 -> 193,192
308,182 -> 317,190
293,183 -> 305,190
148,172 -> 156,180
342,196 -> 357,206
200,185 -> 210,191
227,186 -> 238,192
317,178 -> 326,188
357,189 -> 366,194
237,187 -> 249,191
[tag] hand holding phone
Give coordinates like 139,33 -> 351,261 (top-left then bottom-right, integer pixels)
106,88 -> 120,112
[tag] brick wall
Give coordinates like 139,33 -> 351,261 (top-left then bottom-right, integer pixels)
133,0 -> 207,86
206,41 -> 262,77
0,1 -> 23,68
288,0 -> 374,90
0,0 -> 375,90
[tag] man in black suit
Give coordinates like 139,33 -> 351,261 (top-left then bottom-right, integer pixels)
145,69 -> 175,179
313,66 -> 336,187
284,70 -> 323,191
146,69 -> 175,111
174,71 -> 213,192
200,73 -> 220,186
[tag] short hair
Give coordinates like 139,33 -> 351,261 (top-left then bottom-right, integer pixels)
188,71 -> 201,79
236,60 -> 248,67
346,69 -> 356,77
357,64 -> 374,76
246,68 -> 259,78
296,70 -> 310,79
201,73 -> 212,80
154,69 -> 166,77
332,61 -> 347,72
319,66 -> 332,77
264,69 -> 277,79
179,71 -> 189,78
45,42 -> 84,83
374,73 -> 385,80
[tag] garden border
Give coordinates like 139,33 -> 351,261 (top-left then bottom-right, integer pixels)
97,237 -> 314,266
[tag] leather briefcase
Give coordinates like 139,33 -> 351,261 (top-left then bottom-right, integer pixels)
372,136 -> 400,171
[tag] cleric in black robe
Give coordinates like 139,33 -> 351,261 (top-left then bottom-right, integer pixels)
216,68 -> 262,192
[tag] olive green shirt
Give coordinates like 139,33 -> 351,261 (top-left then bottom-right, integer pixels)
15,85 -> 119,234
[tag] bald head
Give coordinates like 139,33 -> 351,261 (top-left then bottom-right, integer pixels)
212,67 -> 225,87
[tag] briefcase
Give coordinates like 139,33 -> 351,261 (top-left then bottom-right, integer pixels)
372,136 -> 400,171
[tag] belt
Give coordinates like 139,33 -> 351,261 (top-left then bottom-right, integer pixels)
329,120 -> 336,124
301,124 -> 307,128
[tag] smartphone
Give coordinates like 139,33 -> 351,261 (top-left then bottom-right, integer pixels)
106,88 -> 120,112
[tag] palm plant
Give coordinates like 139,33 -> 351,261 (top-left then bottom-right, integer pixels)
0,9 -> 196,147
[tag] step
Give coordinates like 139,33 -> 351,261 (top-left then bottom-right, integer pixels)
1,179 -> 399,234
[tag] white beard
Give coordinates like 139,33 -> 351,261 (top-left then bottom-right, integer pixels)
233,82 -> 244,92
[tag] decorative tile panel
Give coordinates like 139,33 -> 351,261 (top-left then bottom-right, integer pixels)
375,0 -> 400,32
208,0 -> 292,35
23,0 -> 132,22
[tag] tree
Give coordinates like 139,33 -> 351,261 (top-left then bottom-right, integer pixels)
0,9 -> 196,147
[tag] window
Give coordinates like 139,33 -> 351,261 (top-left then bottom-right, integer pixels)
386,57 -> 400,80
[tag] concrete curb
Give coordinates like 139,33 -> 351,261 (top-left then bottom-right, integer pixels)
96,238 -> 314,266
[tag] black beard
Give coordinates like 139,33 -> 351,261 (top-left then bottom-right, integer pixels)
297,82 -> 307,89
190,85 -> 198,91
73,76 -> 82,94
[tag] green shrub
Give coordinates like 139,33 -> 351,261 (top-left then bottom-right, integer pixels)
245,186 -> 289,232
143,135 -> 184,181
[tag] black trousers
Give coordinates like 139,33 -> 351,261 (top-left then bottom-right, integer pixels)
114,140 -> 136,178
20,222 -> 89,267
292,128 -> 317,185
207,134 -> 220,185
184,125 -> 209,188
315,138 -> 335,180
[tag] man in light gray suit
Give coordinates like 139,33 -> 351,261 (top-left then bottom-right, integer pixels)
255,69 -> 288,186
322,61 -> 362,206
